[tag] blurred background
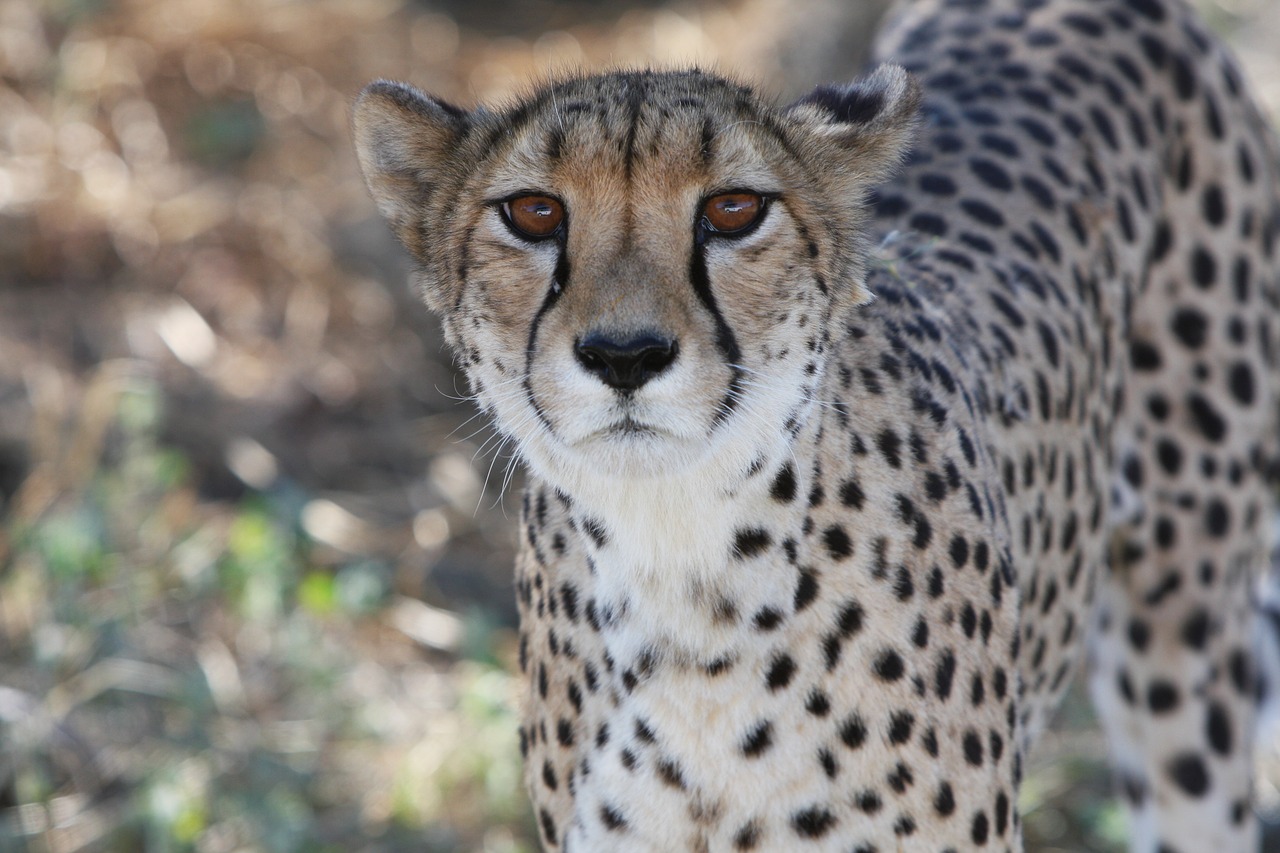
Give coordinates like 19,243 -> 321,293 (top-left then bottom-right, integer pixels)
0,0 -> 1277,850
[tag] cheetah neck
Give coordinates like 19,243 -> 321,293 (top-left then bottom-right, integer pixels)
531,420 -> 817,666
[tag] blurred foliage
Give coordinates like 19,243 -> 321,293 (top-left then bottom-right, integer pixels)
0,368 -> 531,851
0,0 -> 1277,850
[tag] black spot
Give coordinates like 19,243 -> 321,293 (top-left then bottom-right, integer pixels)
970,158 -> 1014,190
888,711 -> 915,744
1172,52 -> 1196,100
935,782 -> 956,816
963,730 -> 983,766
733,821 -> 760,850
1186,392 -> 1227,442
1170,307 -> 1208,348
935,650 -> 957,699
1167,752 -> 1210,797
540,809 -> 558,845
840,713 -> 868,749
1204,499 -> 1230,538
873,649 -> 905,682
1206,702 -> 1233,755
1182,609 -> 1210,650
1147,680 -> 1180,713
839,477 -> 866,509
1228,362 -> 1256,405
1229,648 -> 1253,696
1156,438 -> 1183,476
770,464 -> 797,502
766,654 -> 797,691
1037,320 -> 1060,368
877,428 -> 903,468
794,570 -> 820,611
1127,0 -> 1166,23
704,656 -> 733,676
560,583 -> 579,621
961,197 -> 1006,227
600,803 -> 627,831
657,758 -> 685,789
806,689 -> 831,716
911,212 -> 948,237
733,528 -> 772,559
742,720 -> 773,757
836,600 -> 865,637
582,517 -> 609,548
1191,246 -> 1217,288
824,525 -> 854,560
1202,184 -> 1226,226
1130,339 -> 1162,370
819,747 -> 838,778
1127,619 -> 1151,652
754,607 -> 783,631
886,761 -> 914,793
791,806 -> 836,838
924,471 -> 948,502
971,810 -> 990,845
970,672 -> 986,706
920,173 -> 958,196
922,728 -> 939,756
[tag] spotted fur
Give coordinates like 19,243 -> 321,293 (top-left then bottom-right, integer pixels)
354,0 -> 1280,849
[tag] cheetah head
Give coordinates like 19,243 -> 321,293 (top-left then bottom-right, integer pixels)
353,67 -> 919,502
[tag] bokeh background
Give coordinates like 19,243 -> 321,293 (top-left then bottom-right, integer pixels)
1,0 -> 1278,850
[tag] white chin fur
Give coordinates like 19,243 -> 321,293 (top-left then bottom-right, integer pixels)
480,365 -> 814,659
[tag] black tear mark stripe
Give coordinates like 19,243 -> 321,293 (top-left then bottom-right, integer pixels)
689,244 -> 744,427
523,245 -> 572,436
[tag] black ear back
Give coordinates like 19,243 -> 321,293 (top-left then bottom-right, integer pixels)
787,64 -> 922,183
794,83 -> 889,126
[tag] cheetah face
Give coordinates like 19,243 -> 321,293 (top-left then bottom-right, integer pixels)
354,68 -> 919,493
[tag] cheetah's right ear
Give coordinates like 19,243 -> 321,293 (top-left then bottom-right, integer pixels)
353,80 -> 470,252
786,64 -> 922,185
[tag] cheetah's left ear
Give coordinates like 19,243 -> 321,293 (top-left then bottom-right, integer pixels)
787,64 -> 922,184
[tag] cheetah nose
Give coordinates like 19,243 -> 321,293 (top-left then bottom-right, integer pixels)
574,332 -> 678,393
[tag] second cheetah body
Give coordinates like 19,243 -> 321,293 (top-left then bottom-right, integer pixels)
353,0 -> 1280,849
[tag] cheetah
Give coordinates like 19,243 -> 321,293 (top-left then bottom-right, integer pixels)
352,0 -> 1280,849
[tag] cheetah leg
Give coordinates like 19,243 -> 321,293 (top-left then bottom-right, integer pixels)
1088,493 -> 1265,853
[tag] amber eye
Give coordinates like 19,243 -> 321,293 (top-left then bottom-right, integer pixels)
701,192 -> 766,236
501,195 -> 565,240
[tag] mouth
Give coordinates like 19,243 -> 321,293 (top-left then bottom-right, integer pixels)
602,416 -> 662,438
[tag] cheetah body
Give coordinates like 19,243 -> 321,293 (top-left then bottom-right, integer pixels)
353,0 -> 1280,849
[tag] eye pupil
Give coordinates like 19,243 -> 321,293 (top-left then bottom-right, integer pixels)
702,192 -> 765,236
503,195 -> 565,239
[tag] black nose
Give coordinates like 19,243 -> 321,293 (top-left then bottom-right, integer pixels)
575,332 -> 678,392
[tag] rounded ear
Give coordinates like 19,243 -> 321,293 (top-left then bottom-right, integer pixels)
786,64 -> 923,185
352,80 -> 470,254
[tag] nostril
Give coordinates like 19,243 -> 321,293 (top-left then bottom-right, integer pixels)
638,340 -> 677,374
574,332 -> 679,392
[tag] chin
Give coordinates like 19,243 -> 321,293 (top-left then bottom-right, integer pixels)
519,423 -> 707,488
578,428 -> 706,480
